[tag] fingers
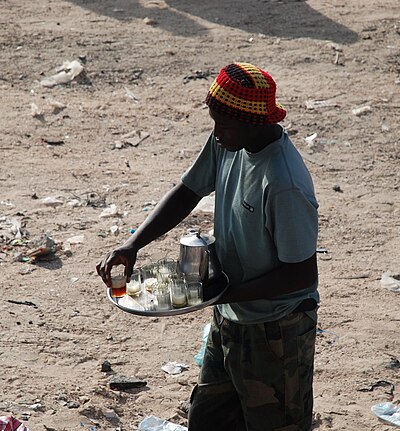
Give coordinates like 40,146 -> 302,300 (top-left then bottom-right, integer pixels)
97,252 -> 119,287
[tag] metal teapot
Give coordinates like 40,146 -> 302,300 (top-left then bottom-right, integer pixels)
178,230 -> 222,283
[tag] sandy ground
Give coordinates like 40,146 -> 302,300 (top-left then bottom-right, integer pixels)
0,0 -> 399,430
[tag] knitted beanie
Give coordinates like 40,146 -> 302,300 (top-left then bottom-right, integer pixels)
205,62 -> 286,125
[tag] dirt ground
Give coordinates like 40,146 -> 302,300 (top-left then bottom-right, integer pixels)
1,0 -> 399,430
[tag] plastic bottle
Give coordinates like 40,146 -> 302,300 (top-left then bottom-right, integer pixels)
139,415 -> 188,431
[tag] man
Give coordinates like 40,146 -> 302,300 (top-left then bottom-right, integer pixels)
97,62 -> 319,431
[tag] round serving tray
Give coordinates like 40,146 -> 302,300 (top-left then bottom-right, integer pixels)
107,272 -> 229,317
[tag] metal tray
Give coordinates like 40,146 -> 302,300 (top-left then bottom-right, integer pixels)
107,272 -> 229,317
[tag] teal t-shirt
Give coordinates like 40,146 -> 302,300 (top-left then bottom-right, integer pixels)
181,129 -> 319,323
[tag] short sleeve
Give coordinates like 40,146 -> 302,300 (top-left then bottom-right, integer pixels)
181,133 -> 217,197
266,188 -> 318,263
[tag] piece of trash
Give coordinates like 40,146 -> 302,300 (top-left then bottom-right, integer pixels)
112,130 -> 150,149
40,196 -> 64,208
130,228 -> 136,234
110,225 -> 120,236
123,86 -> 139,103
109,375 -> 147,390
30,102 -> 43,118
161,361 -> 189,375
357,380 -> 395,399
40,60 -> 84,88
194,323 -> 211,366
7,300 -> 38,308
371,402 -> 400,426
385,357 -> 400,370
333,185 -> 343,193
139,415 -> 188,431
27,233 -> 59,259
65,234 -> 85,245
317,327 -> 339,343
352,105 -> 372,116
304,133 -> 318,145
305,99 -> 338,110
104,410 -> 119,420
42,138 -> 65,146
143,17 -> 157,25
183,70 -> 212,85
380,272 -> 400,292
101,360 -> 112,372
0,415 -> 30,431
99,204 -> 119,218
193,195 -> 215,214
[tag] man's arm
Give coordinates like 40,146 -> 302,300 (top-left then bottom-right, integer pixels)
216,253 -> 318,304
97,181 -> 202,286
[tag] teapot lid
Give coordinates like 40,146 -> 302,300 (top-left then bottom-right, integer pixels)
180,230 -> 215,247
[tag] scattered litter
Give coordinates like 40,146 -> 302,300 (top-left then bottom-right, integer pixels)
130,228 -> 136,235
139,415 -> 188,431
112,130 -> 150,149
0,415 -> 30,431
326,42 -> 343,52
123,86 -> 139,103
183,70 -> 212,85
30,102 -> 43,118
99,204 -> 119,218
304,133 -> 318,145
380,271 -> 400,292
352,105 -> 372,116
42,137 -> 65,146
104,410 -> 119,420
371,402 -> 400,427
26,233 -> 59,260
67,199 -> 82,208
305,99 -> 338,110
109,375 -> 147,390
40,196 -> 64,208
40,60 -> 84,88
317,327 -> 339,343
110,225 -> 120,236
65,234 -> 85,245
194,323 -> 211,366
193,195 -> 215,214
385,357 -> 400,370
7,299 -> 38,308
333,185 -> 343,193
161,361 -> 189,375
143,17 -> 157,25
357,380 -> 395,400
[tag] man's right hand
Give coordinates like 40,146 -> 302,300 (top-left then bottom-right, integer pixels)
96,245 -> 138,287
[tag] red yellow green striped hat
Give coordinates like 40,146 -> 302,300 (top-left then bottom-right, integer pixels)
205,62 -> 286,125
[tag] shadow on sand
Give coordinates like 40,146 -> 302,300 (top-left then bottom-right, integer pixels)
67,0 -> 358,43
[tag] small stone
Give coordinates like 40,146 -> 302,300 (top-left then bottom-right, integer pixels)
109,375 -> 147,390
101,360 -> 112,372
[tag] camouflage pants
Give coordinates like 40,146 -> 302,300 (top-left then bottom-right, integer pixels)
188,308 -> 317,431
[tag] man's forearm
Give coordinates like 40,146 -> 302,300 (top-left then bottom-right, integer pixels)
216,253 -> 318,304
124,182 -> 202,252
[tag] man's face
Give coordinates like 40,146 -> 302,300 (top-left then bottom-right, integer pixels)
209,108 -> 250,152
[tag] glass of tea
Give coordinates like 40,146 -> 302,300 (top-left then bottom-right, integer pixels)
110,267 -> 127,298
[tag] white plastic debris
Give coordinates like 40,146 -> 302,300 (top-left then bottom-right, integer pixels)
371,402 -> 400,426
305,99 -> 338,110
99,204 -> 118,218
304,133 -> 318,145
41,196 -> 64,207
380,271 -> 400,292
65,234 -> 85,245
139,415 -> 188,431
193,195 -> 215,213
110,225 -> 120,236
40,60 -> 84,88
352,105 -> 372,116
161,361 -> 189,375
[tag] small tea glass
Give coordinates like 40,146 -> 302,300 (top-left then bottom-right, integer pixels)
186,281 -> 203,306
110,267 -> 127,298
154,283 -> 172,311
141,264 -> 159,293
126,268 -> 142,297
171,279 -> 188,308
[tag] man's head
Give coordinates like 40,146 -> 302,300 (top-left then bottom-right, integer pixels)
205,63 -> 286,152
205,62 -> 286,126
